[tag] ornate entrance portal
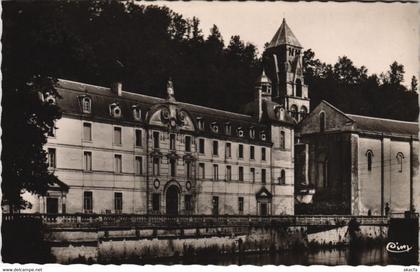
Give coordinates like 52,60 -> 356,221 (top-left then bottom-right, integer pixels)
166,185 -> 179,215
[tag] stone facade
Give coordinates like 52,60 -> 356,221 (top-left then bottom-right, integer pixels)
21,19 -> 309,216
23,78 -> 296,216
297,101 -> 419,215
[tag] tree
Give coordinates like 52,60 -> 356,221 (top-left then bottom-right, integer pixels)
388,61 -> 405,85
333,56 -> 368,84
1,76 -> 62,211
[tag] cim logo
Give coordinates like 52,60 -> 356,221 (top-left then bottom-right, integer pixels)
386,242 -> 413,253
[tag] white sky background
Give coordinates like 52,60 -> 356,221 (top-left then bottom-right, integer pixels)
156,2 -> 419,85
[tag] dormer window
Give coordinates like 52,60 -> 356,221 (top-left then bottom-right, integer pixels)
249,127 -> 255,139
275,106 -> 285,121
82,97 -> 91,114
260,131 -> 266,141
132,106 -> 141,121
110,103 -> 122,118
211,122 -> 219,133
197,118 -> 204,130
225,123 -> 232,135
237,127 -> 244,137
43,92 -> 56,105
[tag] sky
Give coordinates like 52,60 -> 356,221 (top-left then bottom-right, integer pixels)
157,2 -> 419,85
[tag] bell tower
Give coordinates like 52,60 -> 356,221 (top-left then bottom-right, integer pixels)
262,18 -> 310,122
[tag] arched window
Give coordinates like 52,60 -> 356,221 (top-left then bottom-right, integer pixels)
280,131 -> 285,149
319,112 -> 326,132
296,79 -> 302,97
366,150 -> 373,171
300,106 -> 308,120
279,170 -> 286,185
290,105 -> 298,120
396,152 -> 404,173
316,153 -> 328,188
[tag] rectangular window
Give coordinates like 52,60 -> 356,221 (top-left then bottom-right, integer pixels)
114,154 -> 122,173
135,129 -> 142,147
199,163 -> 205,179
135,156 -> 143,175
82,98 -> 91,113
84,151 -> 92,171
213,141 -> 218,156
250,168 -> 255,183
152,193 -> 160,212
225,124 -> 231,135
199,139 -> 205,154
48,125 -> 56,137
239,166 -> 244,181
225,143 -> 231,158
260,203 -> 268,216
197,119 -> 204,130
83,191 -> 93,213
280,131 -> 285,149
250,146 -> 255,160
153,158 -> 160,176
261,147 -> 266,161
212,196 -> 219,216
153,131 -> 160,149
238,197 -> 244,214
48,148 -> 56,168
170,159 -> 176,177
114,127 -> 122,145
239,144 -> 244,159
261,169 -> 266,184
185,136 -> 191,152
170,134 -> 176,150
185,161 -> 191,179
226,165 -> 232,181
185,195 -> 193,212
83,123 -> 92,141
213,164 -> 219,181
114,192 -> 123,214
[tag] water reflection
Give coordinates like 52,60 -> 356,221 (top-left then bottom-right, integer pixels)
152,247 -> 391,266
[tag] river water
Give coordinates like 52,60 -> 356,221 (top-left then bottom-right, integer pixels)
137,246 -> 399,266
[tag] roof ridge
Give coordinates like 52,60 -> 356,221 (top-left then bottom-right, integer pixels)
346,113 -> 419,125
177,101 -> 254,119
320,100 -> 355,122
122,90 -> 165,101
58,78 -> 110,91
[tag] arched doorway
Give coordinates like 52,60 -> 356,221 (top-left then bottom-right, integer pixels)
166,185 -> 179,215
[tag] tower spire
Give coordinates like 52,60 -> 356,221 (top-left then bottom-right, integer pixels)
267,18 -> 302,49
262,18 -> 310,122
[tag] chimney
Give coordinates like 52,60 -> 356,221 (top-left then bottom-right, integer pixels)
111,82 -> 122,96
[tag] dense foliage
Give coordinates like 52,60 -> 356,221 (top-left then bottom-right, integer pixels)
304,50 -> 419,121
3,1 -> 417,118
2,1 -> 418,208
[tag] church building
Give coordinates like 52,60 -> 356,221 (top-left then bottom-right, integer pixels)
296,101 -> 419,216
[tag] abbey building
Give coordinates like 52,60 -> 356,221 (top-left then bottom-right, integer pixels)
23,19 -> 419,217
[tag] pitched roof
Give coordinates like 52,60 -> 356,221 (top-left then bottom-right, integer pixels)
256,69 -> 272,84
267,18 -> 302,49
346,114 -> 419,138
55,79 -> 272,144
302,100 -> 419,139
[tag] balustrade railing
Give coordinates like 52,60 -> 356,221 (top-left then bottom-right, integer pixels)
2,213 -> 393,228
